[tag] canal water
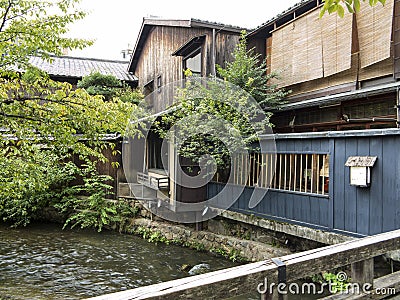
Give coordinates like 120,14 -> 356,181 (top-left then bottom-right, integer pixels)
0,222 -> 238,300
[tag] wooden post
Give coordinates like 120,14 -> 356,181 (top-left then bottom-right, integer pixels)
351,258 -> 374,289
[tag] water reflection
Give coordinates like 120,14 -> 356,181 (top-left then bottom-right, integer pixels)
0,223 -> 237,299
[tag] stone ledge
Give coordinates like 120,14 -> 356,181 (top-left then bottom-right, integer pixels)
127,218 -> 291,262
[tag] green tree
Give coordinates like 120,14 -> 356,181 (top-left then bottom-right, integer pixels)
0,1 -> 142,229
0,0 -> 92,68
154,77 -> 273,182
78,71 -> 143,103
320,0 -> 386,18
216,32 -> 288,110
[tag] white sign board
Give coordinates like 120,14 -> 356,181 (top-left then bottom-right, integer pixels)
350,166 -> 370,187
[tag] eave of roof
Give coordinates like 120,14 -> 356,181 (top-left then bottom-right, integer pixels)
128,17 -> 246,74
278,81 -> 400,111
247,0 -> 318,38
172,35 -> 206,56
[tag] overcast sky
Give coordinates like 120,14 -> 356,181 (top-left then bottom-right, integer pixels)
67,0 -> 300,61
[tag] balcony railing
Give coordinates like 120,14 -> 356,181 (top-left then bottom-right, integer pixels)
137,172 -> 169,191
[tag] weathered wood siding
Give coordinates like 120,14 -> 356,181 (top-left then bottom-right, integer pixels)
208,129 -> 400,237
135,26 -> 240,89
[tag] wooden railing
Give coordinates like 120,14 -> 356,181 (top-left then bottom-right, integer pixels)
229,152 -> 330,196
137,172 -> 169,191
88,229 -> 400,300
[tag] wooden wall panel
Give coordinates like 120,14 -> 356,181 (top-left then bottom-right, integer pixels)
208,133 -> 400,236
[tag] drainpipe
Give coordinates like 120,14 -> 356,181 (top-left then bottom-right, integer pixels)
211,28 -> 216,77
397,87 -> 400,129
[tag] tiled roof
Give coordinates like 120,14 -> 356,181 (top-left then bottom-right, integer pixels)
29,55 -> 137,82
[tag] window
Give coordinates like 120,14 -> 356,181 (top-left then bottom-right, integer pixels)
228,152 -> 330,195
172,35 -> 205,77
183,49 -> 202,76
147,130 -> 164,170
156,75 -> 162,92
143,80 -> 154,97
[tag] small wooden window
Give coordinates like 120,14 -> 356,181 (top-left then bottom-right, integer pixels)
183,48 -> 202,77
156,75 -> 162,92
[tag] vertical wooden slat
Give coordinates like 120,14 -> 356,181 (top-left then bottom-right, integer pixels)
253,153 -> 257,186
279,154 -> 282,190
260,153 -> 264,188
322,154 -> 325,196
294,154 -> 298,192
305,154 -> 308,193
300,154 -> 303,193
257,153 -> 261,187
284,154 -> 287,190
270,154 -> 275,189
311,154 -> 314,193
317,154 -> 320,194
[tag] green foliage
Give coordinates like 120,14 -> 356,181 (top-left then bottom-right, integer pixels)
216,31 -> 288,110
320,0 -> 386,18
210,247 -> 246,262
0,65 -> 140,229
78,72 -> 122,100
77,72 -> 143,104
0,151 -> 78,226
134,226 -> 170,244
312,271 -> 351,294
322,272 -> 350,293
0,0 -> 143,230
0,0 -> 92,69
155,78 -> 271,177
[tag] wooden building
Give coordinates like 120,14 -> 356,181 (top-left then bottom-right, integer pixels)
246,0 -> 399,132
123,6 -> 400,236
207,0 -> 400,237
122,17 -> 245,211
128,17 -> 244,93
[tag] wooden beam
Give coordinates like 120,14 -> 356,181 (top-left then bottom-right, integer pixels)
351,258 -> 374,288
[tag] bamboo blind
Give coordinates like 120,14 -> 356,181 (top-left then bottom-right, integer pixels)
271,22 -> 294,86
271,8 -> 354,87
357,0 -> 394,68
292,9 -> 324,84
289,53 -> 358,97
322,11 -> 353,77
358,56 -> 394,81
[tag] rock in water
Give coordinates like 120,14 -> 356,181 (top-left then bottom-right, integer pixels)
180,264 -> 192,272
188,263 -> 210,275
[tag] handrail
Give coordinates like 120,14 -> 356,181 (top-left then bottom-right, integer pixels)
87,228 -> 400,300
137,172 -> 169,191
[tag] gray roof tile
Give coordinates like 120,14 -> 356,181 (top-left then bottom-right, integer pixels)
29,55 -> 137,82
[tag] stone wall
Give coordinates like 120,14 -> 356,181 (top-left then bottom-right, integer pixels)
122,218 -> 291,262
